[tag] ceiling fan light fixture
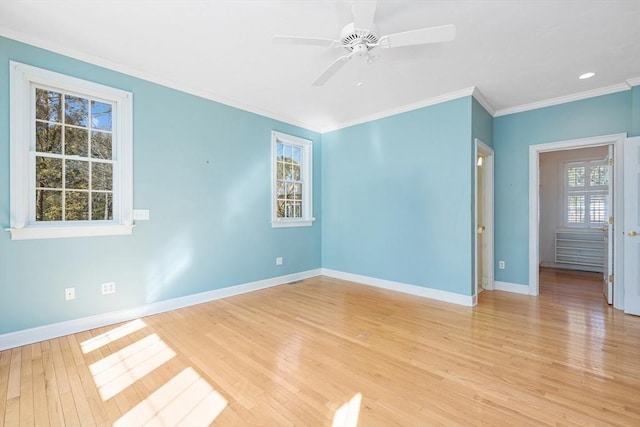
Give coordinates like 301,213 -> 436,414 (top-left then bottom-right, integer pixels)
578,72 -> 595,80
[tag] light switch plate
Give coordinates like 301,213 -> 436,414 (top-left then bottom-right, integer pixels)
133,209 -> 150,220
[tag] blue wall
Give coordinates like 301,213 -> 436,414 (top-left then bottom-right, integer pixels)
0,37 -> 321,334
321,97 -> 475,296
493,91 -> 636,285
2,35 -> 638,337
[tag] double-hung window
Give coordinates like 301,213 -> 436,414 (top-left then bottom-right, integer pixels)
9,61 -> 133,240
271,131 -> 313,227
564,160 -> 609,228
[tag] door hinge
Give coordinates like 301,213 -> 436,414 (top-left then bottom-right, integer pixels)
609,217 -> 614,225
609,158 -> 614,166
609,274 -> 614,284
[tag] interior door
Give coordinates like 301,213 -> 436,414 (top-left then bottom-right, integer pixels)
624,136 -> 640,315
603,145 -> 614,304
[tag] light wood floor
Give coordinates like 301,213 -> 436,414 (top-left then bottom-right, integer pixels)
1,269 -> 639,426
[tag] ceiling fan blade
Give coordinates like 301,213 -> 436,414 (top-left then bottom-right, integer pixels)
313,55 -> 352,86
352,1 -> 377,30
273,35 -> 341,47
379,24 -> 456,48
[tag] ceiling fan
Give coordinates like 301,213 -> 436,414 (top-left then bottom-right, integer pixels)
273,1 -> 456,86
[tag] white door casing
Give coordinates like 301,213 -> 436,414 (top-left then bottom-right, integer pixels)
474,138 -> 494,301
623,136 -> 640,316
529,133 -> 625,308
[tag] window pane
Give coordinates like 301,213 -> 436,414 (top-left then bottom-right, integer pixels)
277,162 -> 284,180
65,191 -> 89,220
36,122 -> 62,154
293,202 -> 302,218
91,192 -> 113,220
590,194 -> 607,223
293,183 -> 302,200
91,101 -> 112,131
284,144 -> 292,163
277,200 -> 285,218
276,182 -> 285,198
567,195 -> 585,224
285,182 -> 295,199
91,131 -> 112,159
567,167 -> 585,187
65,127 -> 89,157
35,190 -> 62,221
92,162 -> 113,191
292,146 -> 301,164
64,95 -> 88,126
35,89 -> 62,122
276,142 -> 284,160
590,165 -> 608,186
292,164 -> 301,181
65,160 -> 89,189
36,157 -> 63,188
284,163 -> 293,180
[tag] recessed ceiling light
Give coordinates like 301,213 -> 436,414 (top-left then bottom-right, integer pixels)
579,72 -> 596,80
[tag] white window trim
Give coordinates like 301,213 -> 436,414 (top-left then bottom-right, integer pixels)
561,158 -> 608,229
7,61 -> 133,240
271,131 -> 314,228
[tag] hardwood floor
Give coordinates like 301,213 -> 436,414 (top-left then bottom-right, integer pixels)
1,269 -> 639,426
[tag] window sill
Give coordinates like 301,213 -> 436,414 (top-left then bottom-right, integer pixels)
271,218 -> 315,228
6,224 -> 134,240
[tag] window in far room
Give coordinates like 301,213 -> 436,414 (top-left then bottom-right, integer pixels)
271,131 -> 313,227
564,160 -> 608,228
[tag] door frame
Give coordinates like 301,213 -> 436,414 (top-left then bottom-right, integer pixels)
528,133 -> 625,309
474,138 -> 494,301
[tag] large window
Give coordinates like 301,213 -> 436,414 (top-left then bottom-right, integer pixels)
9,62 -> 133,240
271,131 -> 313,227
564,160 -> 609,228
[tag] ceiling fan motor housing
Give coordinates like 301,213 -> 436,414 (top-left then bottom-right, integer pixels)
340,22 -> 379,55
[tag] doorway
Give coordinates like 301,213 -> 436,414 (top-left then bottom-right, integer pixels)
475,139 -> 494,301
538,146 -> 611,302
528,133 -> 625,309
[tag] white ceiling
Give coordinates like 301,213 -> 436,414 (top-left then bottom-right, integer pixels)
1,0 -> 639,132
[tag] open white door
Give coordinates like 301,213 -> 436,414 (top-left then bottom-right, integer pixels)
624,137 -> 640,315
603,145 -> 614,304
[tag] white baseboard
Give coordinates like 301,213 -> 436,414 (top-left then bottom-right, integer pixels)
539,262 -> 603,273
320,268 -> 474,306
0,269 -> 321,351
494,281 -> 531,295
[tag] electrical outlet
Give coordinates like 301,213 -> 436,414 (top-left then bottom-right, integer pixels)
101,282 -> 116,295
65,287 -> 75,301
499,261 -> 505,270
276,257 -> 283,265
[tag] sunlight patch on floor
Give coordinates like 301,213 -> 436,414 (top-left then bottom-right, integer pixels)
113,367 -> 227,426
89,333 -> 176,400
332,392 -> 362,427
80,319 -> 147,354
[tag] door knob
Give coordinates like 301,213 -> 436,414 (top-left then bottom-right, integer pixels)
629,230 -> 639,237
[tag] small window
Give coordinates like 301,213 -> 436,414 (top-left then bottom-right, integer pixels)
564,160 -> 608,228
271,131 -> 313,227
9,62 -> 133,240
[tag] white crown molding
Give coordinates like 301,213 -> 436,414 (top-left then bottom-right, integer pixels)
0,29 -> 321,133
494,82 -> 633,117
626,76 -> 640,87
472,87 -> 496,116
320,268 -> 474,306
0,269 -> 322,351
320,87 -> 477,133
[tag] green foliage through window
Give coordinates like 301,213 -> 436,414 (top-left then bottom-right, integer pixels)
35,88 -> 114,222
